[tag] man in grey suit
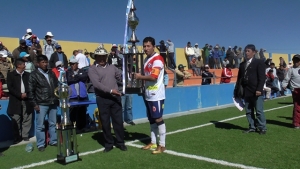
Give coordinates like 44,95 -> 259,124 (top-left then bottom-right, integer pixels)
234,44 -> 267,135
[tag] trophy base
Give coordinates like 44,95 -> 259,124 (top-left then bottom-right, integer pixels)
56,153 -> 80,164
125,87 -> 143,94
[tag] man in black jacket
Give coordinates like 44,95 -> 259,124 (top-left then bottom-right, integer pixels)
66,59 -> 89,130
28,55 -> 58,152
7,58 -> 34,143
234,44 -> 267,135
49,45 -> 68,69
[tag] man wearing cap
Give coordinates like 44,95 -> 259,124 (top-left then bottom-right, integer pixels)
51,61 -> 66,78
202,65 -> 214,85
166,40 -> 176,69
22,28 -> 40,41
175,64 -> 191,86
7,58 -> 33,143
67,58 -> 89,130
88,47 -> 127,153
234,44 -> 267,135
20,52 -> 35,73
28,55 -> 58,152
0,52 -> 12,82
194,43 -> 202,59
43,36 -> 56,61
49,45 -> 68,69
12,40 -> 30,64
156,40 -> 167,67
282,55 -> 300,128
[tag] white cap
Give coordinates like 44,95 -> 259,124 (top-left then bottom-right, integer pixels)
55,61 -> 62,67
195,43 -> 198,46
69,58 -> 78,63
26,28 -> 32,33
112,44 -> 117,47
0,53 -> 7,58
46,32 -> 54,37
228,46 -> 232,48
205,64 -> 209,67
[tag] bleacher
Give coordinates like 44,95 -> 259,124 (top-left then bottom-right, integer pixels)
166,68 -> 239,87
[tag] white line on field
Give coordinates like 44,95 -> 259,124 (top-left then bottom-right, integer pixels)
12,104 -> 291,169
131,104 -> 293,143
126,142 -> 264,169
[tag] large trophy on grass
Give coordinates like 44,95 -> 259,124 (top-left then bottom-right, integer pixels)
54,68 -> 79,164
122,0 -> 144,94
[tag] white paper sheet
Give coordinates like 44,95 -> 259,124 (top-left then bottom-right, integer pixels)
233,97 -> 245,111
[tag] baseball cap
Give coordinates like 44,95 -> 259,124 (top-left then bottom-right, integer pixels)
205,64 -> 209,68
178,64 -> 186,69
55,45 -> 61,49
26,28 -> 32,33
19,52 -> 30,58
69,58 -> 78,64
55,61 -> 62,67
195,43 -> 198,46
228,46 -> 232,48
112,44 -> 117,48
20,39 -> 26,44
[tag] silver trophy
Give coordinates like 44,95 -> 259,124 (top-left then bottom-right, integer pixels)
54,69 -> 79,164
123,0 -> 144,94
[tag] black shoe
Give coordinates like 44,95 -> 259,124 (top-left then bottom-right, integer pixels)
116,145 -> 127,151
23,137 -> 29,141
259,130 -> 267,135
128,121 -> 135,126
242,129 -> 256,133
13,138 -> 22,144
38,147 -> 45,152
103,147 -> 113,153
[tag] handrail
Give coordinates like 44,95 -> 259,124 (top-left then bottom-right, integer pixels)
166,66 -> 177,87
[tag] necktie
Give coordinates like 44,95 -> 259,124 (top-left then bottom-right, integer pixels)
245,61 -> 250,70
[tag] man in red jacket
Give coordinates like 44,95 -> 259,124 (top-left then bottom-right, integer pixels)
220,64 -> 233,84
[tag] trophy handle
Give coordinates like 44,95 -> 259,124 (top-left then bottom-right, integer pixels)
54,87 -> 59,98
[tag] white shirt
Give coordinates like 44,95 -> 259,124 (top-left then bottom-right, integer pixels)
75,53 -> 89,69
144,53 -> 165,101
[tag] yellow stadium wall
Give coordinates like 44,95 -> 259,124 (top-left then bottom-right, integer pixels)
175,48 -> 187,68
264,52 -> 269,59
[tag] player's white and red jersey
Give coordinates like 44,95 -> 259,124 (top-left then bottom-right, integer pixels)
144,53 -> 165,101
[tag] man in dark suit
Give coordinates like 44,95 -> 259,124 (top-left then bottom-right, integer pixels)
7,58 -> 34,143
234,44 -> 267,135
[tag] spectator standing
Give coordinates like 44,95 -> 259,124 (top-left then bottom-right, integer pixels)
156,40 -> 167,67
234,44 -> 267,134
226,46 -> 234,69
195,56 -> 203,76
75,50 -> 89,69
166,40 -> 176,69
22,28 -> 40,42
67,59 -> 89,130
175,64 -> 191,86
49,45 -> 68,69
12,40 -> 30,64
259,48 -> 266,61
202,44 -> 210,65
42,37 -> 55,61
88,48 -> 127,153
194,43 -> 201,59
282,55 -> 300,128
20,52 -> 35,73
201,65 -> 214,85
213,46 -> 221,69
277,64 -> 286,96
28,55 -> 58,152
185,42 -> 195,69
220,64 -> 233,84
7,58 -> 33,143
108,48 -> 122,69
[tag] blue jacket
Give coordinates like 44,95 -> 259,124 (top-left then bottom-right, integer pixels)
66,69 -> 88,99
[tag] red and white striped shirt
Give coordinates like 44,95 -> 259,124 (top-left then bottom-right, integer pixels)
144,53 -> 165,101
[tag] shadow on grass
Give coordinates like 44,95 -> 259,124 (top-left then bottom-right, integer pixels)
277,116 -> 293,120
277,102 -> 293,105
91,130 -> 149,147
0,147 -> 9,157
266,119 -> 293,128
210,121 -> 247,130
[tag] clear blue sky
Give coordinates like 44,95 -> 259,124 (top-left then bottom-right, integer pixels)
1,0 -> 299,54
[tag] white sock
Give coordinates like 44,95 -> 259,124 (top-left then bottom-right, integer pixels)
150,123 -> 158,144
158,123 -> 166,147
